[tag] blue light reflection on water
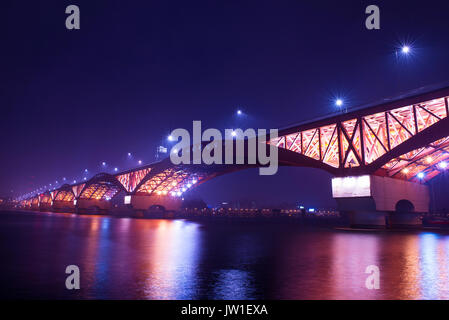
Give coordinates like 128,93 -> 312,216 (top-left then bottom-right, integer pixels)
418,233 -> 449,300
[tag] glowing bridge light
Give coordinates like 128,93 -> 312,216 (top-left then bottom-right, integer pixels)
83,177 -> 87,181
102,162 -> 106,166
403,168 -> 410,174
426,156 -> 432,164
127,152 -> 132,157
182,188 -> 186,192
138,160 -> 142,165
237,109 -> 242,115
231,131 -> 237,137
192,179 -> 197,184
402,45 -> 410,54
84,169 -> 88,173
156,191 -> 161,195
417,172 -> 425,179
187,183 -> 192,188
308,208 -> 315,213
114,167 -> 118,172
332,175 -> 371,198
171,192 -> 176,196
439,161 -> 448,169
168,135 -> 174,141
335,99 -> 343,107
176,191 -> 182,196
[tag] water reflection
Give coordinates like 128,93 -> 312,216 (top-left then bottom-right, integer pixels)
418,233 -> 449,299
3,211 -> 449,299
140,220 -> 201,299
213,269 -> 255,299
330,233 -> 380,300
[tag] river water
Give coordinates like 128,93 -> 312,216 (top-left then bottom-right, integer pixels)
0,210 -> 448,300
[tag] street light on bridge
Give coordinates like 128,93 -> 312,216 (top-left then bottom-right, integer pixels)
439,161 -> 448,170
335,99 -> 347,113
401,45 -> 410,54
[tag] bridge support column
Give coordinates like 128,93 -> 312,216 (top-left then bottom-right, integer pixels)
75,199 -> 111,215
52,200 -> 75,213
39,202 -> 52,212
332,175 -> 429,228
125,195 -> 183,218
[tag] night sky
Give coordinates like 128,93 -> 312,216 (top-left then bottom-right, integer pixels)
1,0 -> 449,208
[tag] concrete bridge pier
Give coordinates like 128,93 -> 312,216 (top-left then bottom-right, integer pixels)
30,199 -> 40,211
75,199 -> 111,215
52,200 -> 75,213
126,195 -> 183,218
332,175 -> 429,228
39,202 -> 52,212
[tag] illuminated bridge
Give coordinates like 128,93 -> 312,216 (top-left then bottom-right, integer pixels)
17,84 -> 449,226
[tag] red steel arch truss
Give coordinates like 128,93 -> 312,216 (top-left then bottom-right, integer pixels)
271,95 -> 449,182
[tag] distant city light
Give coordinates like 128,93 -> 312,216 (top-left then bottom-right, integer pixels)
192,179 -> 197,184
176,191 -> 182,196
114,167 -> 118,172
237,110 -> 242,115
83,177 -> 87,181
308,208 -> 315,213
73,180 -> 77,183
84,169 -> 88,172
417,172 -> 425,179
127,152 -> 132,157
401,45 -> 410,54
168,135 -> 174,141
138,160 -> 142,165
102,162 -> 106,166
